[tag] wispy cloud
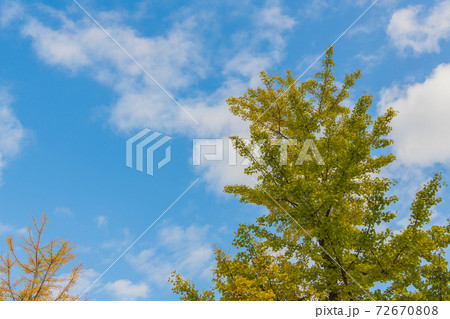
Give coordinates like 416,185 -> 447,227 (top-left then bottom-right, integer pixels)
55,207 -> 73,216
388,0 -> 450,55
103,279 -> 149,301
0,1 -> 299,192
69,268 -> 99,297
95,215 -> 108,227
126,224 -> 213,287
0,0 -> 23,27
0,88 -> 26,185
0,221 -> 14,235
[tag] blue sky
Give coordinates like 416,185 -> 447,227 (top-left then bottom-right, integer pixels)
0,0 -> 450,300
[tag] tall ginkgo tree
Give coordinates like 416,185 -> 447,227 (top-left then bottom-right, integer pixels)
170,47 -> 450,301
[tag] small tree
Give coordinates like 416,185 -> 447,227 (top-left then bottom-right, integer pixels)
170,48 -> 450,301
0,214 -> 84,301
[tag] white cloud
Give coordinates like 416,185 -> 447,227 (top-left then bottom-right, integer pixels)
101,228 -> 132,255
127,224 -> 213,286
257,6 -> 297,31
388,1 -> 450,54
223,52 -> 271,88
200,160 -> 254,194
95,215 -> 108,227
193,137 -> 257,193
17,227 -> 27,236
0,220 -> 34,236
2,2 -> 296,192
304,0 -> 329,18
4,2 -> 294,134
103,279 -> 149,301
68,268 -> 99,298
14,7 -> 209,135
379,62 -> 450,166
304,0 -> 399,21
0,89 -> 26,185
55,207 -> 73,216
0,0 -> 23,27
0,221 -> 13,235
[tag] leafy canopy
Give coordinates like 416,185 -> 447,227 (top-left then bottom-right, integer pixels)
170,48 -> 450,301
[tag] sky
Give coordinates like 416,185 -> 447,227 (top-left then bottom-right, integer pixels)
0,0 -> 450,300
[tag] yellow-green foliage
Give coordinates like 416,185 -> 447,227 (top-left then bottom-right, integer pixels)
170,48 -> 450,301
0,214 -> 84,301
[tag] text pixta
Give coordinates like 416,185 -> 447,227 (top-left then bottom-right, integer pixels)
316,306 -> 360,318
